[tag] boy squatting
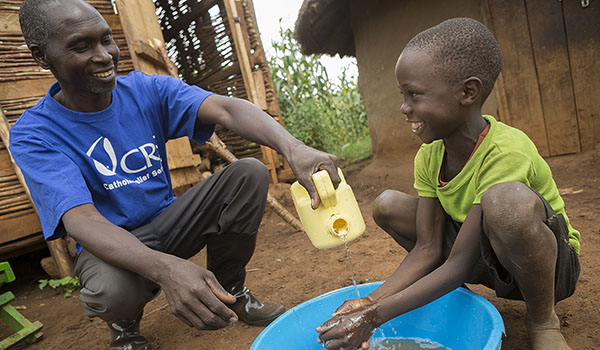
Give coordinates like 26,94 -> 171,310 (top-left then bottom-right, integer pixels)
316,18 -> 580,350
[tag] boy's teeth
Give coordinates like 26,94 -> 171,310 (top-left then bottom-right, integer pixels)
412,122 -> 424,130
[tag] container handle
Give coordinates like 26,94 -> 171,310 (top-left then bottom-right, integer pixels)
312,169 -> 337,208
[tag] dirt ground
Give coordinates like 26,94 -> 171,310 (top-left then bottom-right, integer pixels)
3,146 -> 599,350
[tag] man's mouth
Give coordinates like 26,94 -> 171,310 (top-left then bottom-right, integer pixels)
93,69 -> 113,78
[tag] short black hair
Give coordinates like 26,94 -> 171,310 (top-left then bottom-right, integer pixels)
405,17 -> 502,102
20,0 -> 93,48
19,0 -> 59,48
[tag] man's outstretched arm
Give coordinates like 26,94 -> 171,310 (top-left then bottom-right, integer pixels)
197,95 -> 339,208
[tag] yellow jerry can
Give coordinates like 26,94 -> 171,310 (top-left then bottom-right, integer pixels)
290,168 -> 365,249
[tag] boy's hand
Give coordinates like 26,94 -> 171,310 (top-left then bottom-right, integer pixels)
316,302 -> 382,349
332,296 -> 375,317
286,143 -> 339,209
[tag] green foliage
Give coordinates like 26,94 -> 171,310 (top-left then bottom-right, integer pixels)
38,276 -> 80,298
268,26 -> 371,162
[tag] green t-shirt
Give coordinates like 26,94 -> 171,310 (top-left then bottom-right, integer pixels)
414,115 -> 580,254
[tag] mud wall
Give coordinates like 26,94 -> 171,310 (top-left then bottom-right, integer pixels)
349,0 -> 498,160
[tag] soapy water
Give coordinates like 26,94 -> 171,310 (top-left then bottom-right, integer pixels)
369,337 -> 449,350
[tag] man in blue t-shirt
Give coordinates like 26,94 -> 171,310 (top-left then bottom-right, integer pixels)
11,0 -> 340,349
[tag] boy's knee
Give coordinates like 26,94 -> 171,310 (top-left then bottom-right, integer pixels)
481,182 -> 543,232
372,190 -> 409,226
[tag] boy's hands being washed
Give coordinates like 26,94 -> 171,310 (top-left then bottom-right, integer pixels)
331,296 -> 376,317
316,299 -> 383,350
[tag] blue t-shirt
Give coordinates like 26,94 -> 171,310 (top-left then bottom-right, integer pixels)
9,71 -> 215,250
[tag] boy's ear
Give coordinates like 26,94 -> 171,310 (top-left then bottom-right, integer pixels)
30,44 -> 51,69
460,77 -> 482,106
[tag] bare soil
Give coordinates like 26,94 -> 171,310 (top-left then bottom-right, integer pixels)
3,147 -> 599,350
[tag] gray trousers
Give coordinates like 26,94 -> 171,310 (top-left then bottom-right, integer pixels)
73,158 -> 269,321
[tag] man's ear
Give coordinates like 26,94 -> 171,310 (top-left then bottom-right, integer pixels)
30,44 -> 50,69
460,77 -> 482,106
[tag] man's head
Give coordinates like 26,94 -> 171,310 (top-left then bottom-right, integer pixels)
404,18 -> 502,103
20,0 -> 119,102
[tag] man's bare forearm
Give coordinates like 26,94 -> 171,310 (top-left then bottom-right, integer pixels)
198,95 -> 303,160
62,203 -> 176,283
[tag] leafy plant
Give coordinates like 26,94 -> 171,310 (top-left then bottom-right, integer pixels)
268,25 -> 372,163
38,276 -> 80,298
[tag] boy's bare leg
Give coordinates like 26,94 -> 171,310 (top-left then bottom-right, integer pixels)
372,190 -> 418,252
481,182 -> 570,350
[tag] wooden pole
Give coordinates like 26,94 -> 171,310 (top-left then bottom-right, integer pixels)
0,110 -> 74,277
223,0 -> 279,184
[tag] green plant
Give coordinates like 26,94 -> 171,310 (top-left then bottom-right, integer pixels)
38,276 -> 80,298
268,25 -> 372,163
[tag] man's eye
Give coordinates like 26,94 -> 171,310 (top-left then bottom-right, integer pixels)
74,45 -> 89,52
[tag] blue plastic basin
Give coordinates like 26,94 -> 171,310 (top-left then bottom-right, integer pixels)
251,282 -> 504,350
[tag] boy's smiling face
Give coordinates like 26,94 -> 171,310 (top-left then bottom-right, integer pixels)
395,48 -> 463,144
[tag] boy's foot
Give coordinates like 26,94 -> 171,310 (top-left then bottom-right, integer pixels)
526,314 -> 571,350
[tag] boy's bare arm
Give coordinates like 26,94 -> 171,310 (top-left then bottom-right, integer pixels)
317,205 -> 483,349
369,197 -> 446,301
376,205 -> 483,322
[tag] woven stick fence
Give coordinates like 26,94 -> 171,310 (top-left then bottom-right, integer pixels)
154,0 -> 283,164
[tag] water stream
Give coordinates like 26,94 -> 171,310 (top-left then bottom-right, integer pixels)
342,233 -> 361,299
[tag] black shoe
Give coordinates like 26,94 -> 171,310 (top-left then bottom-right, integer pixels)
230,287 -> 285,326
106,314 -> 149,350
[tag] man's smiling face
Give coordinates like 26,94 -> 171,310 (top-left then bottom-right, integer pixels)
41,1 -> 120,97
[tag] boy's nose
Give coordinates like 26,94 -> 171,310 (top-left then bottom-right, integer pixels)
400,101 -> 412,115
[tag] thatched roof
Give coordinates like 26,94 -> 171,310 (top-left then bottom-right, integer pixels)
294,0 -> 355,57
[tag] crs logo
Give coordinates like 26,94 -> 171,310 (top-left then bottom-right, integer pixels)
86,136 -> 162,176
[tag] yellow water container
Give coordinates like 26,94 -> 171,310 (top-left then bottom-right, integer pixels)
290,168 -> 365,249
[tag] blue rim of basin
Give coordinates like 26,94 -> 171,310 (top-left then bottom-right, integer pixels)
251,281 -> 505,350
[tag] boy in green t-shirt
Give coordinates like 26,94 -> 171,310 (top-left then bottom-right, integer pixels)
316,18 -> 580,350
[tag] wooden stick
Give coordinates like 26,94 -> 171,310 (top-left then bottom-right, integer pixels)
0,174 -> 18,183
0,109 -> 74,277
0,208 -> 35,220
0,202 -> 30,215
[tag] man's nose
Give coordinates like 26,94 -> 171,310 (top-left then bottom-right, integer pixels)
92,44 -> 113,63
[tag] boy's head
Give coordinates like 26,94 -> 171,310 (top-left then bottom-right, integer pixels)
395,18 -> 502,144
404,17 -> 502,103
